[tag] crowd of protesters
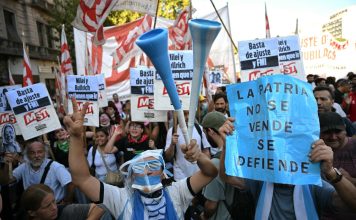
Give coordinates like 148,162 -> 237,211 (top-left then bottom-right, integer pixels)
0,72 -> 355,220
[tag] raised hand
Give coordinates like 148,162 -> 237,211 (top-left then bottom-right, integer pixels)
63,97 -> 89,137
182,139 -> 201,163
308,139 -> 334,175
218,117 -> 235,144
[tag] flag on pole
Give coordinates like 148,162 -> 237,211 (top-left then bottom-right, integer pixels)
265,2 -> 271,38
61,24 -> 74,76
72,0 -> 118,45
8,60 -> 15,85
22,43 -> 34,87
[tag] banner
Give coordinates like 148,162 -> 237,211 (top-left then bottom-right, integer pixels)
0,85 -> 22,136
225,75 -> 321,185
238,38 -> 280,82
201,5 -> 236,84
6,84 -> 61,140
300,31 -> 356,79
278,35 -> 306,81
67,75 -> 99,127
96,74 -> 108,108
130,66 -> 167,122
154,50 -> 193,110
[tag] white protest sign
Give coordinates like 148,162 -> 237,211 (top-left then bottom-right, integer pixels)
238,38 -> 280,82
0,85 -> 22,136
96,74 -> 108,108
277,35 -> 306,81
67,75 -> 99,127
6,83 -> 61,140
130,67 -> 167,122
154,50 -> 193,110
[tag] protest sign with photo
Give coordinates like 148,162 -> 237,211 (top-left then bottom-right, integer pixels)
225,75 -> 321,185
154,50 -> 193,110
67,75 -> 99,127
5,83 -> 61,140
238,38 -> 280,82
96,74 -> 108,108
130,66 -> 168,122
0,85 -> 22,136
278,35 -> 306,81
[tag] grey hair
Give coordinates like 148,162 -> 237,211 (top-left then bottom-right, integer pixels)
23,140 -> 49,163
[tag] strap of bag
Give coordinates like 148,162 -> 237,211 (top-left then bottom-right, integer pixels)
194,123 -> 204,150
91,146 -> 97,171
97,148 -> 111,172
40,160 -> 54,184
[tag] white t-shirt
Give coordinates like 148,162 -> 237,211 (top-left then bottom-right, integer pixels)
87,147 -> 118,182
101,178 -> 194,219
13,159 -> 71,202
165,125 -> 211,181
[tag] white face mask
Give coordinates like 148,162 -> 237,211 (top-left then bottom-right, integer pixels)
201,102 -> 208,110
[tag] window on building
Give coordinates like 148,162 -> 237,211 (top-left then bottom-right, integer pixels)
45,78 -> 56,98
3,10 -> 20,42
37,21 -> 45,46
46,25 -> 54,48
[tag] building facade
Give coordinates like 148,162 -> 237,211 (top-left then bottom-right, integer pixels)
0,0 -> 59,96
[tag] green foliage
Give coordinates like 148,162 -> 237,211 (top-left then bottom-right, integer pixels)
49,0 -> 80,72
107,0 -> 191,26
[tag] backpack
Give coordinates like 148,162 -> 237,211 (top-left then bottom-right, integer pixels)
89,146 -> 97,176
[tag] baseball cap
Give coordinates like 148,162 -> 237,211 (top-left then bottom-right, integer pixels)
201,111 -> 227,132
319,112 -> 346,133
199,95 -> 206,102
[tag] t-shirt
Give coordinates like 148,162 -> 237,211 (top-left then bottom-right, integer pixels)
115,136 -> 150,162
99,178 -> 194,219
246,180 -> 335,220
13,159 -> 72,202
203,158 -> 234,220
165,126 -> 211,181
87,147 -> 118,182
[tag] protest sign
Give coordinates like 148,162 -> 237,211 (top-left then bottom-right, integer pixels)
154,50 -> 193,110
96,74 -> 108,108
0,85 -> 22,136
6,83 -> 61,140
225,75 -> 321,185
238,38 -> 280,82
278,35 -> 306,81
67,75 -> 99,127
130,67 -> 168,122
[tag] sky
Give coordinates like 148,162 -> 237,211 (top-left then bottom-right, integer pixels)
192,0 -> 356,42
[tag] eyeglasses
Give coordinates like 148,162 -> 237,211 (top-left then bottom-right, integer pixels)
132,159 -> 162,174
130,125 -> 142,129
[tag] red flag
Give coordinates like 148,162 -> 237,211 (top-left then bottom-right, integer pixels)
265,3 -> 271,38
72,0 -> 117,45
8,60 -> 15,85
61,25 -> 74,76
22,43 -> 34,87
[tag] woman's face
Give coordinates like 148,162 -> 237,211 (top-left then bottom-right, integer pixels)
106,107 -> 115,116
95,131 -> 108,147
32,193 -> 58,220
54,128 -> 68,141
129,123 -> 143,138
4,126 -> 15,143
100,114 -> 111,126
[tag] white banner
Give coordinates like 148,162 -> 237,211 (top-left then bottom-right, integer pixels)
96,74 -> 108,108
6,84 -> 61,140
0,85 -> 22,136
67,75 -> 99,127
238,38 -> 280,82
277,35 -> 306,81
154,50 -> 193,110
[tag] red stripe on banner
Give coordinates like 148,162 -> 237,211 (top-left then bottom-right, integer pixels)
105,57 -> 135,86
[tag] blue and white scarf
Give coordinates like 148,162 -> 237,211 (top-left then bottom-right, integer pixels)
255,182 -> 319,220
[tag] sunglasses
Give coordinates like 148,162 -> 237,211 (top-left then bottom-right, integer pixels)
132,159 -> 162,174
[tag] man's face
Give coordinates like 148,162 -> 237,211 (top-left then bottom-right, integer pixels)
214,98 -> 226,114
314,90 -> 333,113
27,142 -> 46,168
4,126 -> 15,143
307,76 -> 314,83
113,94 -> 119,102
320,129 -> 347,150
129,123 -> 143,138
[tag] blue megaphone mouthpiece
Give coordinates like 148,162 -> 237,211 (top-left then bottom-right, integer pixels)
136,28 -> 181,110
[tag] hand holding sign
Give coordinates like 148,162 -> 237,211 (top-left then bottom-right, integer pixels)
308,139 -> 334,177
64,97 -> 89,138
218,117 -> 235,141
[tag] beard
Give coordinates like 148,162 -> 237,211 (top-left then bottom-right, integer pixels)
215,108 -> 225,113
30,158 -> 45,168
